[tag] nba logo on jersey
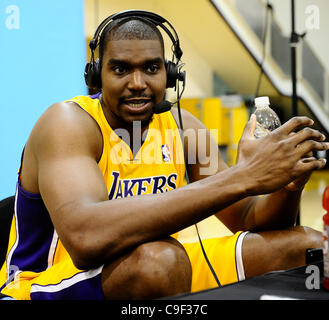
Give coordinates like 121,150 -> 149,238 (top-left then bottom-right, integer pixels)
161,144 -> 171,162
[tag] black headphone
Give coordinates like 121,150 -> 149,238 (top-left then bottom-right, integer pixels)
84,10 -> 186,92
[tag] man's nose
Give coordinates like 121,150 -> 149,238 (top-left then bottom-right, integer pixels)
127,70 -> 147,91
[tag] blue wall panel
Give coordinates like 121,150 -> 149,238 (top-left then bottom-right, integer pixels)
0,0 -> 87,198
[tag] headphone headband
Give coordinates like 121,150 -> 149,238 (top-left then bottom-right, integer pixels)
85,10 -> 185,91
89,9 -> 182,61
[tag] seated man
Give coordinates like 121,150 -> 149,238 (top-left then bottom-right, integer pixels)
0,11 -> 328,300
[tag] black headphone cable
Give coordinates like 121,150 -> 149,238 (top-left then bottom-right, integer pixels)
176,91 -> 221,288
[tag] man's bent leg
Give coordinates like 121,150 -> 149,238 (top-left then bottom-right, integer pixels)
101,237 -> 192,299
242,226 -> 322,278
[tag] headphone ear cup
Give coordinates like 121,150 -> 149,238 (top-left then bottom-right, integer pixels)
165,60 -> 178,89
84,58 -> 102,90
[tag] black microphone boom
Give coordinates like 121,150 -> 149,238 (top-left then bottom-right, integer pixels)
154,70 -> 186,114
153,100 -> 174,114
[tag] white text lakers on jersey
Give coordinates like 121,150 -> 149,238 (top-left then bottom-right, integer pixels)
108,171 -> 178,199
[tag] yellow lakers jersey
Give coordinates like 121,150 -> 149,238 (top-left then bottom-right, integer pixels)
0,94 -> 187,292
0,94 -> 246,299
69,94 -> 187,199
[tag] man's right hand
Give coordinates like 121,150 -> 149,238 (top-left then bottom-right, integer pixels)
236,115 -> 328,195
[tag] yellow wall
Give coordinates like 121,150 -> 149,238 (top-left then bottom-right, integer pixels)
180,97 -> 248,166
202,97 -> 229,146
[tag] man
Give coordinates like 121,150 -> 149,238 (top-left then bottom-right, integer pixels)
0,13 -> 328,300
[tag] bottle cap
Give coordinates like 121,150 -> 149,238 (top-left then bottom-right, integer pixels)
323,186 -> 329,211
254,96 -> 270,108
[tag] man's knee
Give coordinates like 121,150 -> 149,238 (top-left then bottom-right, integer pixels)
290,225 -> 322,249
133,238 -> 192,294
271,226 -> 322,266
101,238 -> 192,299
242,226 -> 322,278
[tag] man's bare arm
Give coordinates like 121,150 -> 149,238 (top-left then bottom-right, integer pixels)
29,103 -> 252,270
25,102 -> 326,270
173,108 -> 327,233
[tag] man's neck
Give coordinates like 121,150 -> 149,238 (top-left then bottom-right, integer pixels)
99,93 -> 150,155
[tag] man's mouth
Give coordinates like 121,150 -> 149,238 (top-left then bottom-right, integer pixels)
122,98 -> 153,114
124,98 -> 152,108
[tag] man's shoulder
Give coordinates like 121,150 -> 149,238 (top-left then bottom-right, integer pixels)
170,107 -> 207,131
35,98 -> 96,133
29,98 -> 102,154
20,96 -> 103,193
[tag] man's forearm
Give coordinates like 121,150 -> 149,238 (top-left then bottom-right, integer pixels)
70,164 -> 251,268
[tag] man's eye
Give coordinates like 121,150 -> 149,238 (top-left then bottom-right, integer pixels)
113,66 -> 126,74
146,65 -> 159,73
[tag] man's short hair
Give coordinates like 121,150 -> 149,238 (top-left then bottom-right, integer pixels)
98,17 -> 165,67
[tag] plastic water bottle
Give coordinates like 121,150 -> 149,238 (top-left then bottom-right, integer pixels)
323,186 -> 329,291
253,96 -> 281,138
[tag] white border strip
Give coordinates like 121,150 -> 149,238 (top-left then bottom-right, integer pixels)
30,266 -> 103,294
6,187 -> 19,280
47,230 -> 59,269
235,231 -> 249,281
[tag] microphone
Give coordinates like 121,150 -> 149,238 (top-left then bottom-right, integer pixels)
153,70 -> 186,114
153,100 -> 174,114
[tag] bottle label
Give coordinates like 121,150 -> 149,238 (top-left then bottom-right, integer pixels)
323,224 -> 329,278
